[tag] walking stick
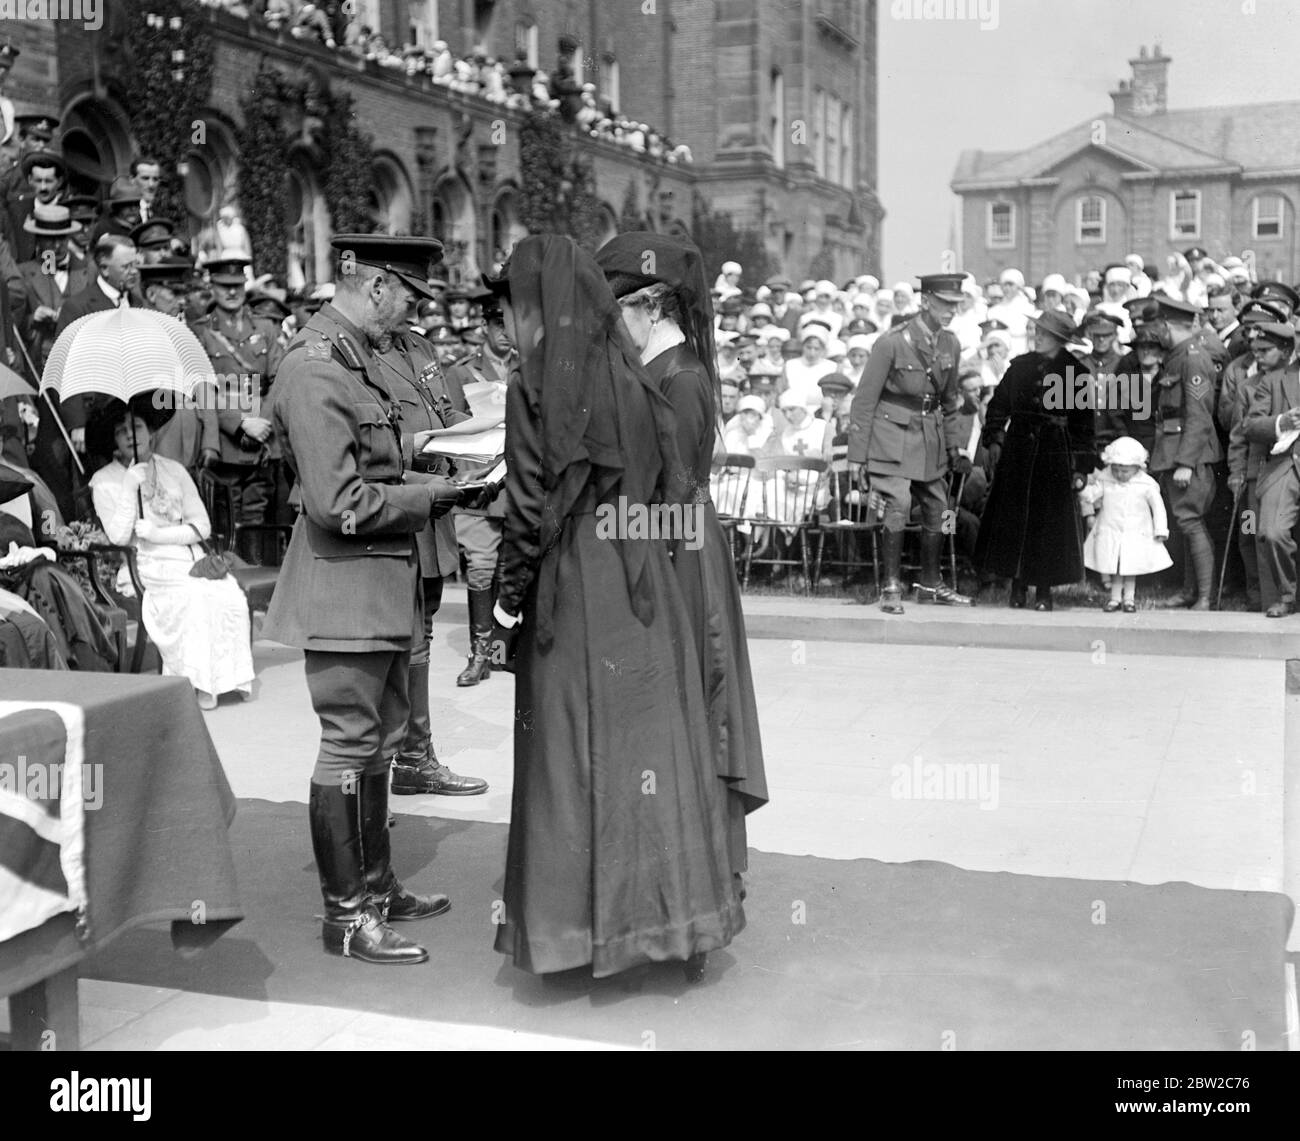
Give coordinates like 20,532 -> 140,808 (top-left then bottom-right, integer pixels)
949,469 -> 968,587
12,322 -> 84,477
1216,485 -> 1243,611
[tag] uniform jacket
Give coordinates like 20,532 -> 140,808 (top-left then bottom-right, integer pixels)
1148,337 -> 1222,473
191,307 -> 286,465
373,332 -> 467,578
1226,362 -> 1267,483
1241,363 -> 1300,499
846,313 -> 963,480
261,304 -> 432,653
1217,352 -> 1256,433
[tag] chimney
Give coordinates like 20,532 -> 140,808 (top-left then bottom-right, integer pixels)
1111,44 -> 1170,118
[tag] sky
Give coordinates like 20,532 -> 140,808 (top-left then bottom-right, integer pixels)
877,0 -> 1300,280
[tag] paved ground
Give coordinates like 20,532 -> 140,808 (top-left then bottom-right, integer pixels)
5,608 -> 1289,1049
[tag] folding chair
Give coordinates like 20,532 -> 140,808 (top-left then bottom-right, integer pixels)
741,455 -> 828,594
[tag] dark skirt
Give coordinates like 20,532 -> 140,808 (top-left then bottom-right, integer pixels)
493,511 -> 744,977
672,502 -> 768,875
975,415 -> 1085,587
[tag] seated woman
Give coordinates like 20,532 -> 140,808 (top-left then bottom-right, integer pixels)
88,401 -> 254,708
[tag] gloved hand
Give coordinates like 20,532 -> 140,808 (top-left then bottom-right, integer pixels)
426,476 -> 462,519
948,450 -> 973,477
488,602 -> 520,673
134,518 -> 159,542
985,443 -> 1002,473
462,482 -> 503,512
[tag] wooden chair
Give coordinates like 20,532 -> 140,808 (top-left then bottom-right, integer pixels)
709,452 -> 755,569
54,542 -> 157,674
199,470 -> 292,616
813,448 -> 881,592
741,455 -> 829,594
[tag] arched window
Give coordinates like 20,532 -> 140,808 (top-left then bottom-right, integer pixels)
770,70 -> 785,169
1077,195 -> 1106,244
515,19 -> 538,68
599,54 -> 620,115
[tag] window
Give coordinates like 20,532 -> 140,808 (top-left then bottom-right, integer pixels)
1171,190 -> 1201,239
1077,195 -> 1105,244
407,0 -> 437,47
987,202 -> 1014,248
515,20 -> 538,68
825,97 -> 840,185
812,89 -> 826,177
840,107 -> 853,189
1254,194 -> 1284,239
770,70 -> 784,169
599,55 -> 620,114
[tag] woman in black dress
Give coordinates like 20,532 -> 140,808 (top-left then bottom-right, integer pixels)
595,232 -> 768,892
974,308 -> 1097,611
487,235 -> 742,981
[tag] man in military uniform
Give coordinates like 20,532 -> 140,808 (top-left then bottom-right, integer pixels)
369,297 -> 489,794
847,273 -> 972,613
1079,309 -> 1126,450
444,301 -> 512,687
142,259 -> 220,474
263,235 -> 464,965
191,255 -> 285,533
1240,322 -> 1300,617
1149,295 -> 1222,610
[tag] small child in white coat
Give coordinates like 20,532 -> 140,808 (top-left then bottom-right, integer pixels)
1080,436 -> 1172,612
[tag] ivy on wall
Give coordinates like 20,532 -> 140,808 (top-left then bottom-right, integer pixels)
689,194 -> 777,285
518,109 -> 605,252
236,64 -> 378,280
117,0 -> 215,223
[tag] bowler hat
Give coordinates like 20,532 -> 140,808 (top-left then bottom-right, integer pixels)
20,149 -> 65,178
104,176 -> 142,208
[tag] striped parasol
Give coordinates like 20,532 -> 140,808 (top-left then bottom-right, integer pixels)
41,307 -> 215,409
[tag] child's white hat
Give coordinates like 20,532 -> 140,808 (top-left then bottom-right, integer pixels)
1101,436 -> 1148,468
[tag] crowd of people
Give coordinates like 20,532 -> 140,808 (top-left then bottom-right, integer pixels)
197,0 -> 693,162
706,249 -> 1300,616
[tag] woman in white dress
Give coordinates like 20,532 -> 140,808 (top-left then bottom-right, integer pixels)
89,405 -> 254,709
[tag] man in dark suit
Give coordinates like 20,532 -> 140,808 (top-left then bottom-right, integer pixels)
6,148 -> 66,264
263,234 -> 464,966
31,233 -> 138,519
18,201 -> 89,372
0,112 -> 57,226
1241,322 -> 1300,617
88,177 -> 142,246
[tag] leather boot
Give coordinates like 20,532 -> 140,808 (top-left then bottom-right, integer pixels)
1187,528 -> 1216,611
913,530 -> 972,605
456,588 -> 494,686
360,770 -> 450,921
879,526 -> 906,614
397,656 -> 433,766
308,782 -> 427,964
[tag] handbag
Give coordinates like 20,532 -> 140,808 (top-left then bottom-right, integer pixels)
185,525 -> 232,580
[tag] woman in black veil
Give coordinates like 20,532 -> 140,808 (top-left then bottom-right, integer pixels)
595,232 -> 768,895
487,235 -> 743,980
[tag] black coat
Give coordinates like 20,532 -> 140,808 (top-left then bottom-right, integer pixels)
974,348 -> 1095,586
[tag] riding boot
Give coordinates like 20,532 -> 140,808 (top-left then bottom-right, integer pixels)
456,587 -> 495,686
359,770 -> 449,921
1187,527 -> 1216,610
879,526 -> 905,614
913,530 -> 972,605
308,781 -> 427,964
397,656 -> 432,767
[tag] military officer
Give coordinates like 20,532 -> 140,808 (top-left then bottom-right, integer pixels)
1079,309 -> 1126,450
1240,322 -> 1300,617
444,300 -> 513,687
847,273 -> 972,613
263,234 -> 463,965
369,304 -> 489,794
191,255 -> 285,532
1149,295 -> 1223,610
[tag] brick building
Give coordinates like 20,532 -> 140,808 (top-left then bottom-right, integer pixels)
951,45 -> 1300,287
10,0 -> 881,287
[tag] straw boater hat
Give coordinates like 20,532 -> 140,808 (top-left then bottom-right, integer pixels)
22,201 -> 81,237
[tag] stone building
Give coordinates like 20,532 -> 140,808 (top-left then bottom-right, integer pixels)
952,45 -> 1300,286
8,0 -> 880,287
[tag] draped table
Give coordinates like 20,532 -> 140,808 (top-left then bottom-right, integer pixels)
0,669 -> 243,1049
